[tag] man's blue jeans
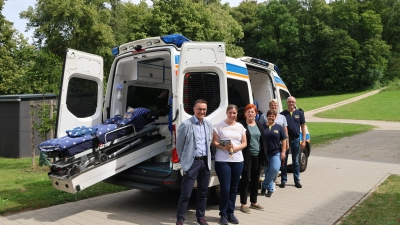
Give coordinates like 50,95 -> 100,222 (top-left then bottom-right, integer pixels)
281,138 -> 300,183
262,152 -> 281,192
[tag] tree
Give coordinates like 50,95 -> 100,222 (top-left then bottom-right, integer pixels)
116,1 -> 152,45
257,0 -> 299,59
22,50 -> 63,94
0,0 -> 26,94
206,2 -> 244,57
380,0 -> 400,81
20,0 -> 116,75
148,0 -> 244,57
231,1 -> 263,58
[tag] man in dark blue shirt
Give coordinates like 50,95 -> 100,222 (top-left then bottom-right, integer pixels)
280,96 -> 306,188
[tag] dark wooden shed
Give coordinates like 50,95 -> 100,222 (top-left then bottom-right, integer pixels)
0,94 -> 57,158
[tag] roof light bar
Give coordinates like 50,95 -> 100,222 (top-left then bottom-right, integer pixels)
249,58 -> 281,75
111,46 -> 119,56
250,58 -> 269,67
160,34 -> 191,48
112,34 -> 191,56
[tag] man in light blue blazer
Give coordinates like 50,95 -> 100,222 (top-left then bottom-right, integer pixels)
176,99 -> 213,225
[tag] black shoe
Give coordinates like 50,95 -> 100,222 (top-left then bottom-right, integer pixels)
197,218 -> 209,225
295,182 -> 302,188
265,191 -> 273,197
260,188 -> 266,196
279,182 -> 286,188
227,214 -> 239,224
176,221 -> 184,225
220,215 -> 228,225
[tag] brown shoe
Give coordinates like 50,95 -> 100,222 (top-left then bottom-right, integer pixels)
240,205 -> 251,214
250,203 -> 264,211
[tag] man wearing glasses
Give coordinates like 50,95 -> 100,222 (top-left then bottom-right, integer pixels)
280,96 -> 306,189
176,99 -> 213,225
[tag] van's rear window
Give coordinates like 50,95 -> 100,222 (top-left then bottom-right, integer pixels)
183,72 -> 220,115
66,77 -> 98,118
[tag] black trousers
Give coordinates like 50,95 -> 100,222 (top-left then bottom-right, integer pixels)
176,158 -> 210,221
239,155 -> 261,204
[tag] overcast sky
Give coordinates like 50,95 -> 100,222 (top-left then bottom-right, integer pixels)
3,0 -> 246,44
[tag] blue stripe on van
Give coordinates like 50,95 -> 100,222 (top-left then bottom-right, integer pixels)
175,55 -> 248,76
274,76 -> 286,86
227,63 -> 248,76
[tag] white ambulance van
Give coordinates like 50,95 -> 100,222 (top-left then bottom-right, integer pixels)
52,34 -> 310,195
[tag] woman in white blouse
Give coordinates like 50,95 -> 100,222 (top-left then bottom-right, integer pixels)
212,104 -> 247,225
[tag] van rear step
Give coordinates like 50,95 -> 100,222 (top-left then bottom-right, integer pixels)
48,136 -> 166,194
104,178 -> 166,192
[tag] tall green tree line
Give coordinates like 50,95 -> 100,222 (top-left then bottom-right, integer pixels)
1,0 -> 399,96
232,0 -> 396,95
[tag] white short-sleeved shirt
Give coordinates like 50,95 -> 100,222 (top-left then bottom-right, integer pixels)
213,121 -> 246,162
259,113 -> 287,127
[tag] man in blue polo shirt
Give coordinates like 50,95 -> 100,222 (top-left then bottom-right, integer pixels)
279,96 -> 306,188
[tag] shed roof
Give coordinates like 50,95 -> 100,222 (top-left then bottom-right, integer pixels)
0,94 -> 57,102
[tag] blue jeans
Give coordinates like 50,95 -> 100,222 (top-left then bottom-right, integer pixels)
262,152 -> 281,192
281,138 -> 300,183
215,161 -> 244,217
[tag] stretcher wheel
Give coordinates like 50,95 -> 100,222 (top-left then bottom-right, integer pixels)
50,165 -> 58,173
99,154 -> 108,163
68,164 -> 80,177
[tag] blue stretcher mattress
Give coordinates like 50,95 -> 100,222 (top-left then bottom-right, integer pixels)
39,124 -> 118,156
39,110 -> 149,157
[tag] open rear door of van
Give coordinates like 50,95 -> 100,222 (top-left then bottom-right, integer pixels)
176,42 -> 227,123
56,49 -> 104,138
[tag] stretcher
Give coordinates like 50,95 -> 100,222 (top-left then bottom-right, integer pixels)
41,110 -> 167,193
46,122 -> 158,177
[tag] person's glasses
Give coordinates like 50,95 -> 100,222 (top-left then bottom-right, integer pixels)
288,101 -> 296,103
196,108 -> 207,111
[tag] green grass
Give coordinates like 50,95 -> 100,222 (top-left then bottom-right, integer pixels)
307,122 -> 375,146
296,90 -> 371,111
0,157 -> 129,215
315,90 -> 400,121
340,175 -> 400,225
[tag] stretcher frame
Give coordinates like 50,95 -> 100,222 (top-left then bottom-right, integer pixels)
47,123 -> 167,193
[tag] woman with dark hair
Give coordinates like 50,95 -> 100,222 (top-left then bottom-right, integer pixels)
261,109 -> 287,197
239,104 -> 268,214
212,104 -> 247,225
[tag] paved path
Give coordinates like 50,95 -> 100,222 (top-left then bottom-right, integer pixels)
305,89 -> 400,130
1,90 -> 399,225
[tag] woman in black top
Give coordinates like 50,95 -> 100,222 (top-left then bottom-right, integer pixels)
261,109 -> 287,197
239,104 -> 268,213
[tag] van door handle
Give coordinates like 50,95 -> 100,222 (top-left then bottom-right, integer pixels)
172,109 -> 179,122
